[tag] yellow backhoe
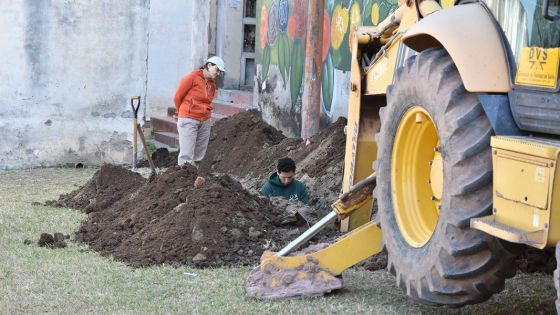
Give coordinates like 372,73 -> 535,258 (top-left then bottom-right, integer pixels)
248,0 -> 560,309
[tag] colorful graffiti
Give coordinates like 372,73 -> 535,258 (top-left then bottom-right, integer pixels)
257,0 -> 455,116
257,0 -> 400,115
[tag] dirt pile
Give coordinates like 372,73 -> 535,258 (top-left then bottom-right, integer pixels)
198,110 -> 286,175
74,165 -> 300,267
37,232 -> 68,248
199,111 -> 347,221
54,111 -> 347,268
144,111 -> 346,218
46,164 -> 145,213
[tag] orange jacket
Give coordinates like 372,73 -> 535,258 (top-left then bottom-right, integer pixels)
174,69 -> 216,121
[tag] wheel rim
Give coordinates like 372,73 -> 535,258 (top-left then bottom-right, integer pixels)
391,106 -> 441,248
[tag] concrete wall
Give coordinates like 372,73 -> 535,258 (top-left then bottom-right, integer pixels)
216,0 -> 244,89
0,0 -> 210,169
145,1 -> 209,118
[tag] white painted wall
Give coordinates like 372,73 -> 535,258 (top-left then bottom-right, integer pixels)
216,0 -> 244,89
0,0 -> 210,169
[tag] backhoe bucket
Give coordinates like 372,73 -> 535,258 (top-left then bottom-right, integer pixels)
246,221 -> 382,299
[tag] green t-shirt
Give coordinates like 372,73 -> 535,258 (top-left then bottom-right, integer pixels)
259,173 -> 309,205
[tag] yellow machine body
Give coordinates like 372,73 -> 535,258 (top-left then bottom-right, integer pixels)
471,136 -> 560,249
341,4 -> 422,232
259,221 -> 382,278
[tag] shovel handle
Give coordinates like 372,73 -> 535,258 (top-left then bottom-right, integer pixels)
130,96 -> 141,118
137,123 -> 156,176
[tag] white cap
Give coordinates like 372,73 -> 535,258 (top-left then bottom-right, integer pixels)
206,56 -> 226,72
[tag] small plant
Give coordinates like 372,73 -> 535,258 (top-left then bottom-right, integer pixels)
146,141 -> 157,156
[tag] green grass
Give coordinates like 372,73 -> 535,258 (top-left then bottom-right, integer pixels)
0,168 -> 556,314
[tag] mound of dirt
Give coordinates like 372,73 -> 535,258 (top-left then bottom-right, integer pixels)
75,165 -> 300,268
139,111 -> 346,225
46,164 -> 145,213
198,110 -> 286,175
59,111 -> 347,268
140,148 -> 177,168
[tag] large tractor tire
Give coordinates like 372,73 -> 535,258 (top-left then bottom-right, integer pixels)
375,48 -> 516,306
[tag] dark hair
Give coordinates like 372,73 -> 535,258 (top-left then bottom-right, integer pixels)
277,157 -> 296,173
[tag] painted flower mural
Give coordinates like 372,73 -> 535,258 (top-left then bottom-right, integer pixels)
259,5 -> 268,49
256,0 -> 455,117
293,0 -> 307,40
330,5 -> 348,50
371,2 -> 380,25
267,2 -> 278,45
278,0 -> 289,32
348,2 -> 362,52
322,10 -> 331,63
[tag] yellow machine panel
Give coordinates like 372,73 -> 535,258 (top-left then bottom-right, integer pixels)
471,136 -> 560,249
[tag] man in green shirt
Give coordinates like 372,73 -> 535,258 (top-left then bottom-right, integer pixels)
260,157 -> 309,204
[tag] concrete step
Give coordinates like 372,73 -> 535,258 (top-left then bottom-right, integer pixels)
154,131 -> 179,148
151,116 -> 177,133
152,113 -> 228,148
216,89 -> 253,106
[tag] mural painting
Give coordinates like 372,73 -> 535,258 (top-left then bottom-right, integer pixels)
257,0 -> 400,117
256,0 -> 455,118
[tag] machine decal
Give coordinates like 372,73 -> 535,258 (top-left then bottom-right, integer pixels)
515,47 -> 559,89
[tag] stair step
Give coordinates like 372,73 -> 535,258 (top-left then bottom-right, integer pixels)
151,116 -> 177,133
154,131 -> 179,148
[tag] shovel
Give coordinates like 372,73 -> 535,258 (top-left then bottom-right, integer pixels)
130,96 -> 141,169
136,123 -> 157,179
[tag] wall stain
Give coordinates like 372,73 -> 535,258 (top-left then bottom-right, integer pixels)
24,0 -> 52,89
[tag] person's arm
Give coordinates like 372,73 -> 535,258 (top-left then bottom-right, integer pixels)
260,182 -> 272,197
173,74 -> 195,114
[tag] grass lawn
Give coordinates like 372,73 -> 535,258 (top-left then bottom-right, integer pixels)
0,168 -> 556,314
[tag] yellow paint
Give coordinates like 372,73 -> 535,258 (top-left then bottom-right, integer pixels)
371,3 -> 380,25
441,0 -> 455,9
348,2 -> 362,52
515,47 -> 559,89
342,26 -> 380,232
364,5 -> 419,95
391,107 -> 440,248
259,222 -> 383,276
331,5 -> 349,50
471,136 -> 560,249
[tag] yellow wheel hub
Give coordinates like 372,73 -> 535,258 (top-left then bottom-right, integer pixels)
391,107 -> 442,248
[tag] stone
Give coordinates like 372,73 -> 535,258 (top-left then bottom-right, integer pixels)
192,253 -> 207,263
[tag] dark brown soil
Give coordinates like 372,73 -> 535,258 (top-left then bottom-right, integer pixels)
37,232 -> 68,248
139,148 -> 177,168
74,165 -> 300,267
516,247 -> 556,275
198,110 -> 286,176
143,111 -> 346,214
45,164 -> 145,213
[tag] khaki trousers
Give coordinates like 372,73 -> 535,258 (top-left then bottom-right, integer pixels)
177,117 -> 212,167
